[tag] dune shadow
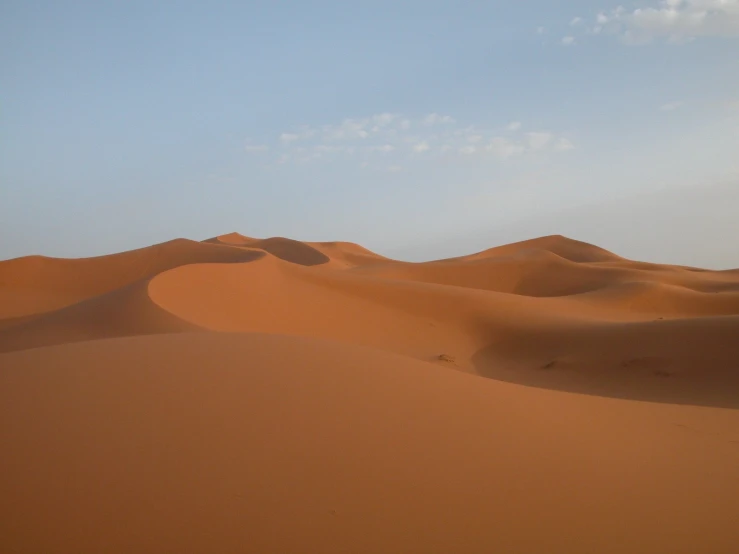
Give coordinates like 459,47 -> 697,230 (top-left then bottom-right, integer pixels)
470,340 -> 739,410
254,238 -> 330,266
204,234 -> 331,266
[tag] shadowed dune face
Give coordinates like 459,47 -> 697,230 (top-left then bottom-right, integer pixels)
2,233 -> 739,408
252,237 -> 330,266
0,239 -> 263,319
471,315 -> 739,408
204,232 -> 387,267
0,279 -> 204,353
205,233 -> 330,265
3,233 -> 739,553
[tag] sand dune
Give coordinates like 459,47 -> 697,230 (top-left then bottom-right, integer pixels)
0,238 -> 262,320
205,232 -> 389,268
2,333 -> 739,554
2,233 -> 739,553
0,279 -> 202,353
440,234 -> 623,263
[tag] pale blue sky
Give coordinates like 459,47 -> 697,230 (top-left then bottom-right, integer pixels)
2,0 -> 738,265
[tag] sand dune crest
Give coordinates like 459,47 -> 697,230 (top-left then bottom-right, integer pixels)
2,233 -> 739,553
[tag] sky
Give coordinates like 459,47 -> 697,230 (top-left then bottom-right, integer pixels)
2,0 -> 738,266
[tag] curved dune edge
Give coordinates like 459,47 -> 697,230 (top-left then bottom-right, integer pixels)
2,333 -> 738,554
204,232 -> 391,268
144,256 -> 739,408
0,238 -> 265,319
0,278 -> 206,353
2,233 -> 739,408
352,243 -> 739,299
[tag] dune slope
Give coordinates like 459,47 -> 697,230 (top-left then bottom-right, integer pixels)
0,239 -> 263,319
2,233 -> 739,553
205,232 -> 391,268
2,333 -> 739,554
2,233 -> 739,408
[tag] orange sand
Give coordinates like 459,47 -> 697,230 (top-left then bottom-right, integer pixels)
1,233 -> 738,553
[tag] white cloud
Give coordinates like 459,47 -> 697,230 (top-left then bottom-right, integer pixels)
553,137 -> 576,152
487,137 -> 526,159
423,113 -> 456,126
313,144 -> 356,154
586,0 -> 739,43
660,100 -> 685,111
562,36 -> 576,45
280,133 -> 300,144
386,165 -> 403,173
527,132 -> 553,150
570,17 -> 583,26
263,113 -> 574,167
324,118 -> 372,140
372,113 -> 396,127
536,26 -> 546,34
370,144 -> 395,153
413,141 -> 431,153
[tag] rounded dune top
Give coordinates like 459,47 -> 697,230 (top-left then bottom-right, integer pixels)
456,235 -> 621,264
203,232 -> 256,246
205,233 -> 329,266
204,232 -> 389,267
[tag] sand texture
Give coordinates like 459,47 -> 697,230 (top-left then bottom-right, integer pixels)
2,233 -> 739,553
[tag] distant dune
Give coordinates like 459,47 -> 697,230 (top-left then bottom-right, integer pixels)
2,233 -> 739,553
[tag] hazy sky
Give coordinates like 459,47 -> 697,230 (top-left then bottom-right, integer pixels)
2,0 -> 738,265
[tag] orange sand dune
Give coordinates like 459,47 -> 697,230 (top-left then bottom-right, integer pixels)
2,333 -> 739,554
205,231 -> 391,268
2,233 -> 739,553
0,238 -> 262,319
441,234 -> 624,263
352,236 -> 739,298
0,279 -> 202,353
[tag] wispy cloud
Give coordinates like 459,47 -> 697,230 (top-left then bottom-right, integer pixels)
369,144 -> 395,153
412,141 -> 431,153
527,132 -> 553,150
562,36 -> 576,45
256,113 -> 574,168
660,100 -> 685,111
553,137 -> 575,152
280,133 -> 300,144
486,137 -> 526,159
422,113 -> 456,126
572,0 -> 739,44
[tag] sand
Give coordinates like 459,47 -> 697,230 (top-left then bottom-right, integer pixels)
1,233 -> 738,553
